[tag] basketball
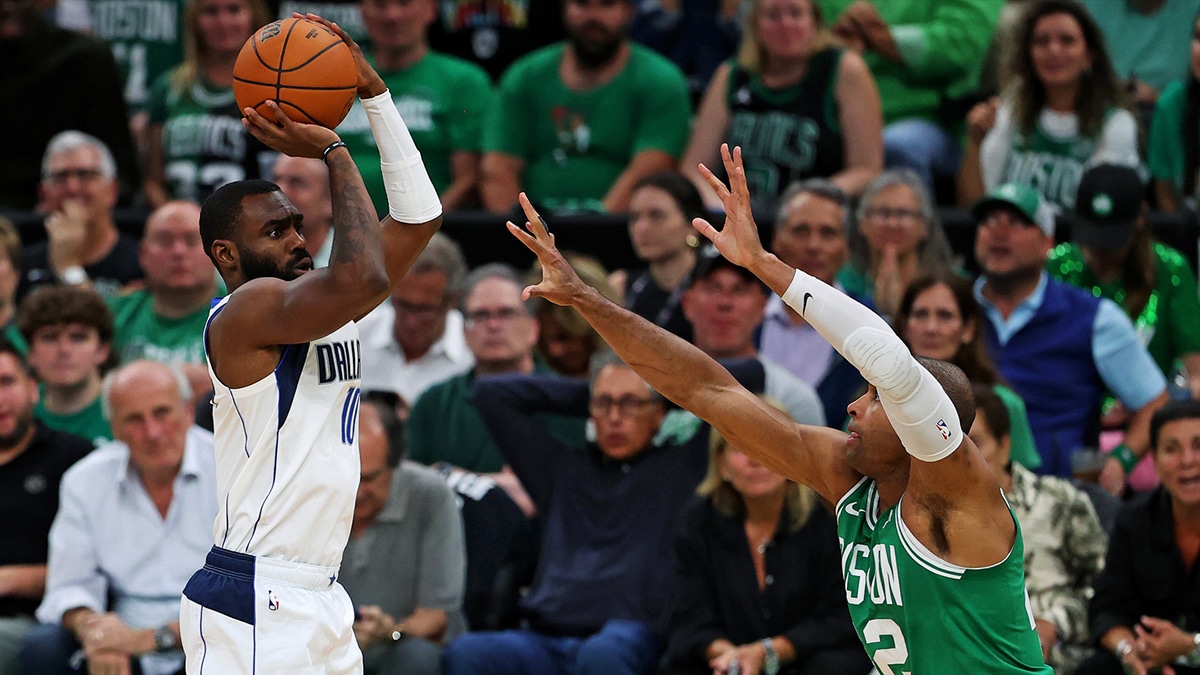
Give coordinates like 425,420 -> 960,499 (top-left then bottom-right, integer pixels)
233,18 -> 357,129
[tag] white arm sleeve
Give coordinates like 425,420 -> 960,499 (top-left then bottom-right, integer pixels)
780,269 -> 962,461
360,90 -> 443,223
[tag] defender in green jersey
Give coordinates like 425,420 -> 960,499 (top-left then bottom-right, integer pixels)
507,145 -> 1052,674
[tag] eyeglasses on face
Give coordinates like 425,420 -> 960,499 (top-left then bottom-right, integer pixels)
863,206 -> 922,223
44,168 -> 105,186
464,306 -> 524,328
589,395 -> 656,417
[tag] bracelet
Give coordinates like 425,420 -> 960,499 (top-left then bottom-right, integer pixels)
322,140 -> 348,163
1112,444 -> 1138,473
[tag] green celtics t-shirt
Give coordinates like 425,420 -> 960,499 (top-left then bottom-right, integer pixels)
336,52 -> 495,216
836,478 -> 1051,674
91,0 -> 187,110
482,43 -> 691,212
107,289 -> 215,366
35,396 -> 110,447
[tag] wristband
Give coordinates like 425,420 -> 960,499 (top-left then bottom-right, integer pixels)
322,140 -> 348,163
1112,443 -> 1138,473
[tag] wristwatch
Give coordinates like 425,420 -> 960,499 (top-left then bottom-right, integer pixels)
153,625 -> 178,653
59,265 -> 87,285
761,638 -> 780,675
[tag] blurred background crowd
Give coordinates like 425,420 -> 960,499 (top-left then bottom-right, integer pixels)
3,0 -> 1200,673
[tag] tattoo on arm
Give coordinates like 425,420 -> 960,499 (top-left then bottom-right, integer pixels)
325,152 -> 376,265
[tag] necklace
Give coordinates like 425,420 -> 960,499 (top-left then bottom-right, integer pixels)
756,537 -> 771,555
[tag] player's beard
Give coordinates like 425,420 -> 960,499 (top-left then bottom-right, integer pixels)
240,248 -> 309,281
569,25 -> 624,69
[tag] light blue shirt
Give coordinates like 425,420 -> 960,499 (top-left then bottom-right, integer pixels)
760,293 -> 836,388
37,426 -> 218,675
974,273 -> 1166,410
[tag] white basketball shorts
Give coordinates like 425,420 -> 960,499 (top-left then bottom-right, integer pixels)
180,546 -> 362,674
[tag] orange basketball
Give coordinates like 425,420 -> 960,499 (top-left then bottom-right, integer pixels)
233,18 -> 357,129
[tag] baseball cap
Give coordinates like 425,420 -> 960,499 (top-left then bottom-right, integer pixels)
971,183 -> 1055,236
688,243 -> 765,292
1070,164 -> 1143,251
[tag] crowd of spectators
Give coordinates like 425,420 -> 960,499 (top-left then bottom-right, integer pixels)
2,0 -> 1200,674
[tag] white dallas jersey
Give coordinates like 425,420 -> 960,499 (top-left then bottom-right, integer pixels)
205,297 -> 363,568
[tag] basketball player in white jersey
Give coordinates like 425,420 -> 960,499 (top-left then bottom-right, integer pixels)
178,16 -> 443,674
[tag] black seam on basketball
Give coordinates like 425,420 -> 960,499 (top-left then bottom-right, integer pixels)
276,101 -> 319,125
277,41 -> 348,73
276,18 -> 303,100
250,36 -> 273,71
234,76 -> 357,92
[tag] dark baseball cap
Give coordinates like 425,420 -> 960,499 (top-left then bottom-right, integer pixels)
1070,164 -> 1143,251
688,243 -> 765,292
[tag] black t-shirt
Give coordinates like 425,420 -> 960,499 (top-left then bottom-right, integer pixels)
427,0 -> 565,82
625,269 -> 693,342
17,233 -> 144,302
0,421 -> 93,617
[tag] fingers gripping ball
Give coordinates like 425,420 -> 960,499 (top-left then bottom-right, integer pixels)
233,18 -> 357,129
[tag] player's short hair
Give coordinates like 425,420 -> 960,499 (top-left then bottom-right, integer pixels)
407,233 -> 469,304
199,179 -> 282,263
970,384 -> 1011,440
41,130 -> 117,180
916,357 -> 975,432
17,285 -> 114,347
1149,399 -> 1200,453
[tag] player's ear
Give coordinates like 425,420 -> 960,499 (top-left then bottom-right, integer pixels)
212,240 -> 237,269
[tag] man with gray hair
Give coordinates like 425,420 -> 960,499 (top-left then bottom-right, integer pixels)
20,360 -> 216,675
19,131 -> 143,301
761,179 -> 869,427
358,233 -> 475,412
406,263 -> 585,516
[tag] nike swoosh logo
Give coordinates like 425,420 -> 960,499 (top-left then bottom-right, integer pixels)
802,292 -> 813,315
844,502 -> 861,516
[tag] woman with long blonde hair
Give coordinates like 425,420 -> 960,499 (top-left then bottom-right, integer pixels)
142,0 -> 272,207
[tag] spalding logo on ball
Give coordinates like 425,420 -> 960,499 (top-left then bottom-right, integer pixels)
233,18 -> 357,129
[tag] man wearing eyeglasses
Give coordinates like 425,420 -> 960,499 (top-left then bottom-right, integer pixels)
18,131 -> 144,302
443,350 -> 687,675
405,263 -> 585,516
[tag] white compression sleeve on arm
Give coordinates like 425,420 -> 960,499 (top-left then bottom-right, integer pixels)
360,90 -> 443,223
780,269 -> 961,461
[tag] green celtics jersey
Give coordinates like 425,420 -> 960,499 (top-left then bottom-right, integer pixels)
336,52 -> 495,216
91,0 -> 187,110
836,477 -> 1051,674
1001,109 -> 1118,211
147,74 -> 276,204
